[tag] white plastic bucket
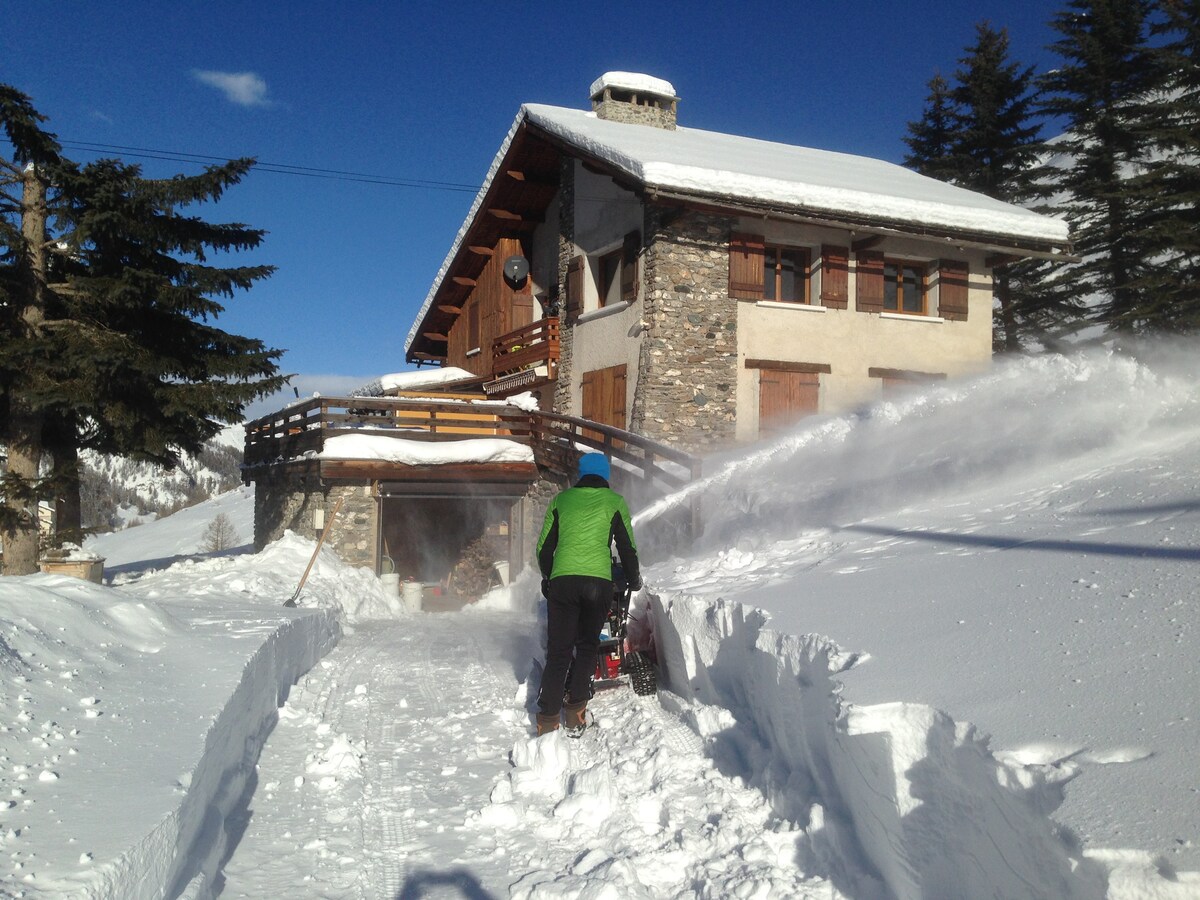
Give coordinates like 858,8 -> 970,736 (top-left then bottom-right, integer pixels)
492,560 -> 510,586
402,580 -> 424,612
380,573 -> 403,615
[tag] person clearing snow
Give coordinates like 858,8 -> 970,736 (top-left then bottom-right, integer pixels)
535,452 -> 641,737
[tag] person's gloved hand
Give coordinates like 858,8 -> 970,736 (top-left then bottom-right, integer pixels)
628,573 -> 643,592
541,578 -> 551,598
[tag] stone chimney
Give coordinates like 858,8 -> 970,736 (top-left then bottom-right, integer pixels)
589,72 -> 678,130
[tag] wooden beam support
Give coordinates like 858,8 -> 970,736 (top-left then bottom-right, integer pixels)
452,276 -> 477,287
468,245 -> 495,256
422,332 -> 449,342
744,359 -> 832,374
506,169 -> 557,188
410,351 -> 447,361
488,208 -> 523,221
437,305 -> 463,315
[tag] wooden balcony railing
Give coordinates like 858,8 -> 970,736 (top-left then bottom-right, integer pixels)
491,317 -> 559,381
243,393 -> 701,497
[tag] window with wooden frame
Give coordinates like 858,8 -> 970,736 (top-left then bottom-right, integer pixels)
467,299 -> 480,349
591,230 -> 640,310
596,248 -> 622,308
764,245 -> 811,303
730,234 -> 811,304
883,259 -> 930,315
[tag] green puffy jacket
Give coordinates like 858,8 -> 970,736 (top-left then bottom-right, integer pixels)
537,475 -> 639,583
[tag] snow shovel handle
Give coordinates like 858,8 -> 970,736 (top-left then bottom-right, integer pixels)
284,495 -> 344,607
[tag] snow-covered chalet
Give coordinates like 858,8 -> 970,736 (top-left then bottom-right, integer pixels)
404,72 -> 1072,447
245,73 -> 1070,597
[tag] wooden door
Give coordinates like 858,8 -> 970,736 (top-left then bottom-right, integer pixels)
759,369 -> 818,438
581,364 -> 627,446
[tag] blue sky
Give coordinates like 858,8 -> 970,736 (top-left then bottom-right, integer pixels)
3,0 -> 1066,419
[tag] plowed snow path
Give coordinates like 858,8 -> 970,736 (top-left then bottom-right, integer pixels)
219,610 -> 839,898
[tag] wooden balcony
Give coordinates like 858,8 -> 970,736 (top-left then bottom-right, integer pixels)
485,317 -> 559,396
242,393 -> 700,496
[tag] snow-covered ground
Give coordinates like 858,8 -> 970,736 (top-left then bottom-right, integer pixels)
1,343 -> 1198,898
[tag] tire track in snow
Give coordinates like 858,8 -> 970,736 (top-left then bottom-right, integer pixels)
221,612 -> 534,898
222,610 -> 839,898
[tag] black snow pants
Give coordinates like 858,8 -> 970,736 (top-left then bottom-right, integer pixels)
537,574 -> 612,717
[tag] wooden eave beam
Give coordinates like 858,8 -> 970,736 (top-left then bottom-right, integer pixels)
437,304 -> 462,315
422,332 -> 449,342
852,235 -> 885,252
468,245 -> 494,256
487,208 -> 544,224
506,169 -> 558,187
452,276 -> 477,287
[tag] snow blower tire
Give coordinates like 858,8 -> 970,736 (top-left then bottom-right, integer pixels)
625,650 -> 657,696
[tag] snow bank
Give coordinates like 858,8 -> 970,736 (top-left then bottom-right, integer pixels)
0,523 -> 407,897
651,592 -> 1106,898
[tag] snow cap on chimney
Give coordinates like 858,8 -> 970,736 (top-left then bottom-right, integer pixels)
589,72 -> 678,130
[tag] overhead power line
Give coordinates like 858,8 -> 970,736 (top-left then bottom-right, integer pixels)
58,140 -> 481,193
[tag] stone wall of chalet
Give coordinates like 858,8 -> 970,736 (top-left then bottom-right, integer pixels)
552,158 -> 576,415
254,479 -> 377,570
631,206 -> 739,454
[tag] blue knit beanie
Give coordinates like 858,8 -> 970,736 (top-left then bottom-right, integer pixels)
577,452 -> 611,481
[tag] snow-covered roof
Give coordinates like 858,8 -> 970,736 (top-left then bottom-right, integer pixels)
526,104 -> 1068,243
405,101 -> 1070,356
320,434 -> 534,465
379,367 -> 477,392
589,71 -> 677,100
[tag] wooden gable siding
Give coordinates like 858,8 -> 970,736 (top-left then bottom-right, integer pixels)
447,236 -> 532,375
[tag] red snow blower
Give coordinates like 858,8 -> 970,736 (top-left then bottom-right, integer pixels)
593,562 -> 657,696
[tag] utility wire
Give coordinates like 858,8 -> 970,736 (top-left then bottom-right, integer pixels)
58,139 -> 481,193
41,138 -> 631,204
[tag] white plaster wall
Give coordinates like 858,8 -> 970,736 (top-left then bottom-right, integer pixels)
735,243 -> 993,442
562,161 -> 646,420
530,194 -> 560,314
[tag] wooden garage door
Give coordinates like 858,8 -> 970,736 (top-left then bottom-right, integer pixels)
581,364 -> 627,444
759,368 -> 819,438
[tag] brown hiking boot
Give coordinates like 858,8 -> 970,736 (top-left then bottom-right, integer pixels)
536,712 -> 560,736
563,699 -> 587,737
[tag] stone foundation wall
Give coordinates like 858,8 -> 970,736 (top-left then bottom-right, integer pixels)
253,477 -> 378,571
630,206 -> 740,454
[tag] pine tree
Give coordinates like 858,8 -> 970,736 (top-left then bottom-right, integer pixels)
1037,0 -> 1160,332
903,73 -> 963,183
950,23 -> 1047,351
904,24 -> 1054,351
0,84 -> 285,573
0,86 -> 63,574
1128,0 -> 1200,330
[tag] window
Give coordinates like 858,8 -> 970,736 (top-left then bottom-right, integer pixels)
596,248 -> 622,308
729,235 -> 812,304
590,230 -> 640,310
763,245 -> 811,303
883,260 -> 929,315
467,299 -> 480,349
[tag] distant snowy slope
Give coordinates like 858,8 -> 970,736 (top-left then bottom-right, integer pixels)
86,485 -> 254,573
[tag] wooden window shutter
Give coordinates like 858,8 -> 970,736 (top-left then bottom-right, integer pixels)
729,233 -> 765,299
620,230 -> 640,304
938,259 -> 969,321
820,245 -> 849,309
856,250 -> 884,313
566,255 -> 585,321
